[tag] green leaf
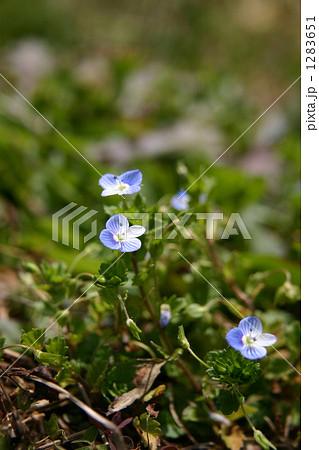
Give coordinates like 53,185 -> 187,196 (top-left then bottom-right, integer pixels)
84,426 -> 98,444
21,328 -> 46,351
134,413 -> 162,450
16,390 -> 32,410
21,260 -> 41,274
41,260 -> 68,284
0,337 -> 5,359
43,413 -> 65,440
206,347 -> 262,386
34,350 -> 67,368
45,337 -> 68,356
75,333 -> 100,365
149,239 -> 164,258
86,346 -> 112,387
133,193 -> 146,211
55,361 -> 77,387
73,426 -> 98,445
97,260 -> 128,287
216,390 -> 241,415
132,267 -> 151,286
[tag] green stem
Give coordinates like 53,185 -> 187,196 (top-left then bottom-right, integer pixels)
118,294 -> 130,321
235,390 -> 256,431
186,346 -> 210,369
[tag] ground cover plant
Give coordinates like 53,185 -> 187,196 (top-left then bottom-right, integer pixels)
0,1 -> 300,448
0,164 -> 301,449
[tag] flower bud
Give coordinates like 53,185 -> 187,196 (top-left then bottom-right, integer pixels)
160,304 -> 171,328
178,325 -> 190,349
126,318 -> 142,341
254,429 -> 277,450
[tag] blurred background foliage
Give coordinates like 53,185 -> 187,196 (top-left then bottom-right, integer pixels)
0,1 -> 300,447
0,0 -> 300,269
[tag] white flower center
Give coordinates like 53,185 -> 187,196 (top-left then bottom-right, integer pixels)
242,335 -> 257,346
113,231 -> 127,242
116,181 -> 129,192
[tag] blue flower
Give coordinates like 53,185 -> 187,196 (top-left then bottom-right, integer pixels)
99,170 -> 142,197
160,304 -> 171,328
170,189 -> 190,211
226,316 -> 277,360
99,214 -> 146,253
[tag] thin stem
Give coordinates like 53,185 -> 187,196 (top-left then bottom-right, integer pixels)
118,294 -> 130,321
235,390 -> 255,431
186,346 -> 210,369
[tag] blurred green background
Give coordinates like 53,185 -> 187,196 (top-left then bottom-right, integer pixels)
0,0 -> 300,271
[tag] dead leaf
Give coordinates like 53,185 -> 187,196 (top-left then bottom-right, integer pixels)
146,403 -> 159,418
108,361 -> 166,413
221,425 -> 246,450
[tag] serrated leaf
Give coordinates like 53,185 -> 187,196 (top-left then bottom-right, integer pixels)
45,337 -> 68,356
206,347 -> 261,386
97,260 -> 128,287
34,350 -> 67,368
21,328 -> 46,351
55,362 -> 76,387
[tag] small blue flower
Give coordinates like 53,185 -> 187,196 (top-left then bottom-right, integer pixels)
226,316 -> 277,360
199,193 -> 208,204
160,304 -> 171,328
99,214 -> 146,253
99,169 -> 142,197
170,189 -> 190,211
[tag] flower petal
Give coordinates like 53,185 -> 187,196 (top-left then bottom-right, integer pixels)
99,174 -> 118,189
101,186 -> 120,197
105,214 -> 129,235
120,238 -> 142,253
171,189 -> 190,211
238,316 -> 263,337
99,229 -> 121,250
126,225 -> 146,239
122,185 -> 142,195
226,327 -> 244,351
120,169 -> 142,186
254,333 -> 277,347
241,345 -> 267,360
